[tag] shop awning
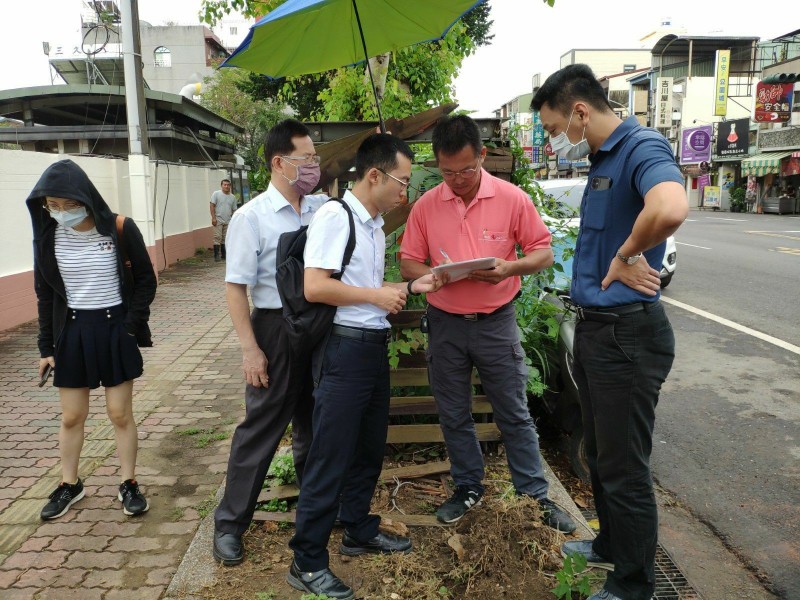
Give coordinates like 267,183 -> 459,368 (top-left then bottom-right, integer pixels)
741,151 -> 793,176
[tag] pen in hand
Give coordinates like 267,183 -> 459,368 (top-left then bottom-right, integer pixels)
439,248 -> 451,262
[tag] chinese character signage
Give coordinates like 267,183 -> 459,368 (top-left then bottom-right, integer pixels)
754,81 -> 794,122
531,146 -> 542,165
697,173 -> 711,201
714,50 -> 730,117
680,125 -> 713,164
523,146 -> 533,162
703,185 -> 721,208
715,118 -> 750,157
654,77 -> 674,128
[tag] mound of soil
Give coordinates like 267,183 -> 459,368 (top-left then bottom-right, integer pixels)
198,456 -> 569,600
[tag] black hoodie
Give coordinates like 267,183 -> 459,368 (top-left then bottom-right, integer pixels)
26,159 -> 157,357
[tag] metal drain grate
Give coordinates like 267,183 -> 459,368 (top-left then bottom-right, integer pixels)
580,510 -> 701,599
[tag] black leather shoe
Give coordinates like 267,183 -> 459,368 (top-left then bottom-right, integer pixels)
212,530 -> 243,566
287,560 -> 354,599
340,531 -> 413,556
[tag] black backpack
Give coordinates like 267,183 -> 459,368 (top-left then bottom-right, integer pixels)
275,198 -> 356,359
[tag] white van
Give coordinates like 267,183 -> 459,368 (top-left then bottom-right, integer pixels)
535,178 -> 677,288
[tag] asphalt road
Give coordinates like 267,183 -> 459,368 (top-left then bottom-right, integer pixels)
652,209 -> 800,599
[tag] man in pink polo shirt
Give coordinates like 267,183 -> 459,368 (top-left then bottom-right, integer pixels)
400,115 -> 575,532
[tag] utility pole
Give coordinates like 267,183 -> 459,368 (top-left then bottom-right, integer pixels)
119,0 -> 156,250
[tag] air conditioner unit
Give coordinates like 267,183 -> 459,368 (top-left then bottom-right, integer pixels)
673,83 -> 684,94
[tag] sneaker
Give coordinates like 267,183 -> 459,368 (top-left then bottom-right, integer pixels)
561,539 -> 614,571
435,486 -> 483,524
537,497 -> 577,533
41,479 -> 85,520
118,479 -> 149,516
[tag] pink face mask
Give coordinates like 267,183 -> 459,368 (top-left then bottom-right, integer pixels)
282,162 -> 321,197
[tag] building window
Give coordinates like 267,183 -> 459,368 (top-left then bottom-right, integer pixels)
154,46 -> 171,68
623,64 -> 636,72
230,26 -> 238,35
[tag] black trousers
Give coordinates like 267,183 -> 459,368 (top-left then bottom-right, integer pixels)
214,309 -> 314,536
573,301 -> 675,600
289,331 -> 391,571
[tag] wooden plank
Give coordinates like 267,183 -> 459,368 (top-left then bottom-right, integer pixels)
379,460 -> 452,482
389,396 -> 492,415
377,513 -> 444,527
387,310 -> 425,328
251,511 -> 444,528
390,368 -> 480,386
253,510 -> 296,523
256,484 -> 300,504
386,423 -> 500,444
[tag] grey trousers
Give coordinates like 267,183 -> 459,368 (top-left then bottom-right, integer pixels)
426,303 -> 549,498
214,309 -> 314,536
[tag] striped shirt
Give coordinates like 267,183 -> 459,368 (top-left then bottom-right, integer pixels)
55,225 -> 122,309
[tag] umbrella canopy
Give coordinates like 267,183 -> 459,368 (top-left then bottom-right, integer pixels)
222,0 -> 487,129
223,0 -> 486,78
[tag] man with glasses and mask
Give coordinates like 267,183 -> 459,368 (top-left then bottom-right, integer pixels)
399,115 -> 576,534
532,64 -> 687,600
212,119 -> 327,566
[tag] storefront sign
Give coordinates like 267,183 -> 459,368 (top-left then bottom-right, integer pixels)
654,77 -> 674,129
523,146 -> 533,162
754,82 -> 794,123
714,50 -> 730,116
715,118 -> 750,157
697,174 -> 711,200
680,125 -> 713,164
703,185 -> 721,208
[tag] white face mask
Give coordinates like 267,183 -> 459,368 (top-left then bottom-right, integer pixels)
50,206 -> 89,228
550,110 -> 591,161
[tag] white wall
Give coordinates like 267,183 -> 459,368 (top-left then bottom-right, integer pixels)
1,149 -> 225,279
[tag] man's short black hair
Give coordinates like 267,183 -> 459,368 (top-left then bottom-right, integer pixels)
531,64 -> 613,116
265,119 -> 311,172
355,134 -> 414,180
220,179 -> 231,185
432,115 -> 482,158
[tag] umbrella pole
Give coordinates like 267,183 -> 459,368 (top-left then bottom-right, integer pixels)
352,0 -> 386,133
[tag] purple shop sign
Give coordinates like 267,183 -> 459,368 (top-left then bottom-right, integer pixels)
680,125 -> 713,164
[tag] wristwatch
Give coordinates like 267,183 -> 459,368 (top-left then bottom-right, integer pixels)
616,251 -> 642,265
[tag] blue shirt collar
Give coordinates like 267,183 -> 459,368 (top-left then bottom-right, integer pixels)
590,116 -> 641,161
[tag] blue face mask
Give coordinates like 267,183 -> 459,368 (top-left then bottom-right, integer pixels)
49,206 -> 89,228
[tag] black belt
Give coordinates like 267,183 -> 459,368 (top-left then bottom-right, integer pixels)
437,301 -> 512,322
331,324 -> 391,345
564,297 -> 657,323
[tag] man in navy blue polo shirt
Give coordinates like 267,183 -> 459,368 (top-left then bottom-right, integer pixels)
532,64 -> 688,600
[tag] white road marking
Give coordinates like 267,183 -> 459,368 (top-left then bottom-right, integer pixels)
675,242 -> 712,250
684,219 -> 698,222
706,217 -> 747,222
661,297 -> 800,356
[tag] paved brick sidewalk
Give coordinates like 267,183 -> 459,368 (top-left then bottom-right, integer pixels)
0,256 -> 245,599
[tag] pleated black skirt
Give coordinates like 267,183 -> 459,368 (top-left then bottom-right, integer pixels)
53,304 -> 143,389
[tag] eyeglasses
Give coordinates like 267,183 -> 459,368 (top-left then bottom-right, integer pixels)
377,168 -> 410,189
281,154 -> 321,164
440,160 -> 482,180
45,201 -> 83,213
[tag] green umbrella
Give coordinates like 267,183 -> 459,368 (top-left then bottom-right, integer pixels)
222,0 -> 487,130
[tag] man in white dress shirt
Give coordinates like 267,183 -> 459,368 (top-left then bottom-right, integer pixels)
286,134 -> 441,600
213,119 -> 327,566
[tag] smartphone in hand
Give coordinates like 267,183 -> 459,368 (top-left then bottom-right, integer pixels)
38,364 -> 53,387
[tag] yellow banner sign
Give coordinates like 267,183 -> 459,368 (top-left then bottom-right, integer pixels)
714,50 -> 730,117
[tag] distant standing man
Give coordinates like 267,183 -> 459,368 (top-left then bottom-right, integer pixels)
211,178 -> 237,261
213,119 -> 327,566
532,64 -> 688,600
287,134 -> 441,600
400,115 -> 576,534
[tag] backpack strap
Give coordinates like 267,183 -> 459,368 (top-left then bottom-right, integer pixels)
328,198 -> 356,275
116,214 -> 132,269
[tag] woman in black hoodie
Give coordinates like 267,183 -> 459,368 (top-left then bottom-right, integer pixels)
26,159 -> 157,520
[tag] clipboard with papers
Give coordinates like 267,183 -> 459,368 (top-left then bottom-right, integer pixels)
431,257 -> 496,283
